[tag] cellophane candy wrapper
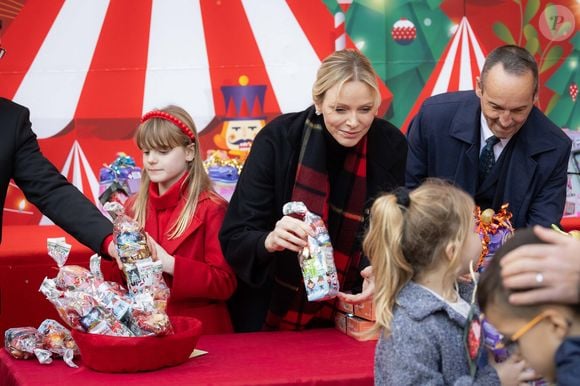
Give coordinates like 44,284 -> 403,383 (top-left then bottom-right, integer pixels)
203,150 -> 242,202
39,236 -> 172,338
104,201 -> 172,334
474,203 -> 514,273
4,319 -> 79,368
104,201 -> 151,264
282,201 -> 340,301
481,318 -> 509,363
98,152 -> 142,210
4,327 -> 42,360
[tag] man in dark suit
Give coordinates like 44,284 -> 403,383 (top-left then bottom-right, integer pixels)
0,97 -> 115,255
406,45 -> 571,228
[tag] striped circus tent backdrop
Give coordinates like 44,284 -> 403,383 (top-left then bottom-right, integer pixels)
400,16 -> 486,133
0,0 -> 393,225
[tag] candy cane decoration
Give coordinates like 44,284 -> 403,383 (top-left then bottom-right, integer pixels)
335,11 -> 345,51
335,0 -> 352,51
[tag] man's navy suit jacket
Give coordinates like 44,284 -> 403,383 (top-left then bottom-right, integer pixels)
406,91 -> 572,228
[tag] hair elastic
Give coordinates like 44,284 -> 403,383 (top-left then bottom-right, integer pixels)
393,187 -> 410,209
141,110 -> 196,141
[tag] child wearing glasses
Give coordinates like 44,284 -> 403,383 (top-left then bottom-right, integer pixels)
478,228 -> 580,385
368,179 -> 528,385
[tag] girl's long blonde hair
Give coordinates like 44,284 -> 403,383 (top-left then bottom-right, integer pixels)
365,179 -> 474,337
133,105 -> 213,239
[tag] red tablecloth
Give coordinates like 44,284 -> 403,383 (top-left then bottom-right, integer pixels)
0,328 -> 375,386
0,225 -> 117,342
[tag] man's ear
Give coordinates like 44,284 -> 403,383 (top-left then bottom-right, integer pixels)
475,76 -> 483,98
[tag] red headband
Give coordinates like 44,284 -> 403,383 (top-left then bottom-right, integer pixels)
141,110 -> 196,140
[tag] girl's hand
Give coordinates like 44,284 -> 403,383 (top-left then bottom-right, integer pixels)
146,233 -> 175,275
107,240 -> 123,270
490,353 -> 539,386
264,215 -> 315,253
337,266 -> 374,304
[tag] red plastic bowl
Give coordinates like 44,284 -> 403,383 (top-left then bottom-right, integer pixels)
71,316 -> 202,373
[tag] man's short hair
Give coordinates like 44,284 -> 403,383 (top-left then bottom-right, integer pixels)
481,45 -> 539,96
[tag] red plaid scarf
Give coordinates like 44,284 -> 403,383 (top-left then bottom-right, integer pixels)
265,113 -> 367,330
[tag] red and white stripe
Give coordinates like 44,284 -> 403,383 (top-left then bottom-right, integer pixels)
13,0 -> 109,138
401,17 -> 486,133
0,0 -> 394,222
39,140 -> 100,225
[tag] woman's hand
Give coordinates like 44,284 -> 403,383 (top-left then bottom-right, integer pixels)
264,215 -> 315,253
146,233 -> 175,275
337,266 -> 374,304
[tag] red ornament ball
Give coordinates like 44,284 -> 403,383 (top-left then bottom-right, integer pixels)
391,18 -> 416,45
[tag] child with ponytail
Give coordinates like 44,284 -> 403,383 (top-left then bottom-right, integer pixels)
368,179 -> 533,385
127,105 -> 237,334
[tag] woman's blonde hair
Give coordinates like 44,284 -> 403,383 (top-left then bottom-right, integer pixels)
365,179 -> 474,337
132,105 -> 212,239
312,49 -> 381,109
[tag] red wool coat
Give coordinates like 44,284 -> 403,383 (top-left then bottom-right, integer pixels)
124,178 -> 237,334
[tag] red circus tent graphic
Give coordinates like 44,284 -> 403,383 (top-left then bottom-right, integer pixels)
0,0 -> 393,225
39,140 -> 100,225
400,17 -> 487,133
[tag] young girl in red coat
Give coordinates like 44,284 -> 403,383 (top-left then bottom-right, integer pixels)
127,105 -> 237,334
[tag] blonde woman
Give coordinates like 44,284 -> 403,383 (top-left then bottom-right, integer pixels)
219,49 -> 407,332
126,105 -> 237,334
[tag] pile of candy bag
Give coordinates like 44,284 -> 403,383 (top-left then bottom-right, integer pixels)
283,201 -> 339,301
39,220 -> 172,338
4,319 -> 78,367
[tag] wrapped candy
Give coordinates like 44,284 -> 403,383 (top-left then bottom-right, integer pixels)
203,150 -> 242,182
47,237 -> 71,267
99,152 -> 142,195
283,201 -> 340,301
203,150 -> 242,202
98,153 -> 142,218
474,204 -> 514,273
4,320 -> 79,367
4,327 -> 42,360
39,236 -> 172,337
104,202 -> 172,334
104,201 -> 151,264
37,319 -> 79,367
481,318 -> 510,362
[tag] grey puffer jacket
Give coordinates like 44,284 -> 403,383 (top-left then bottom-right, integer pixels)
374,281 -> 500,385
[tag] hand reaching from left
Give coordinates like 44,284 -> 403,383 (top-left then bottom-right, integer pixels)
146,233 -> 175,275
337,265 -> 374,304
